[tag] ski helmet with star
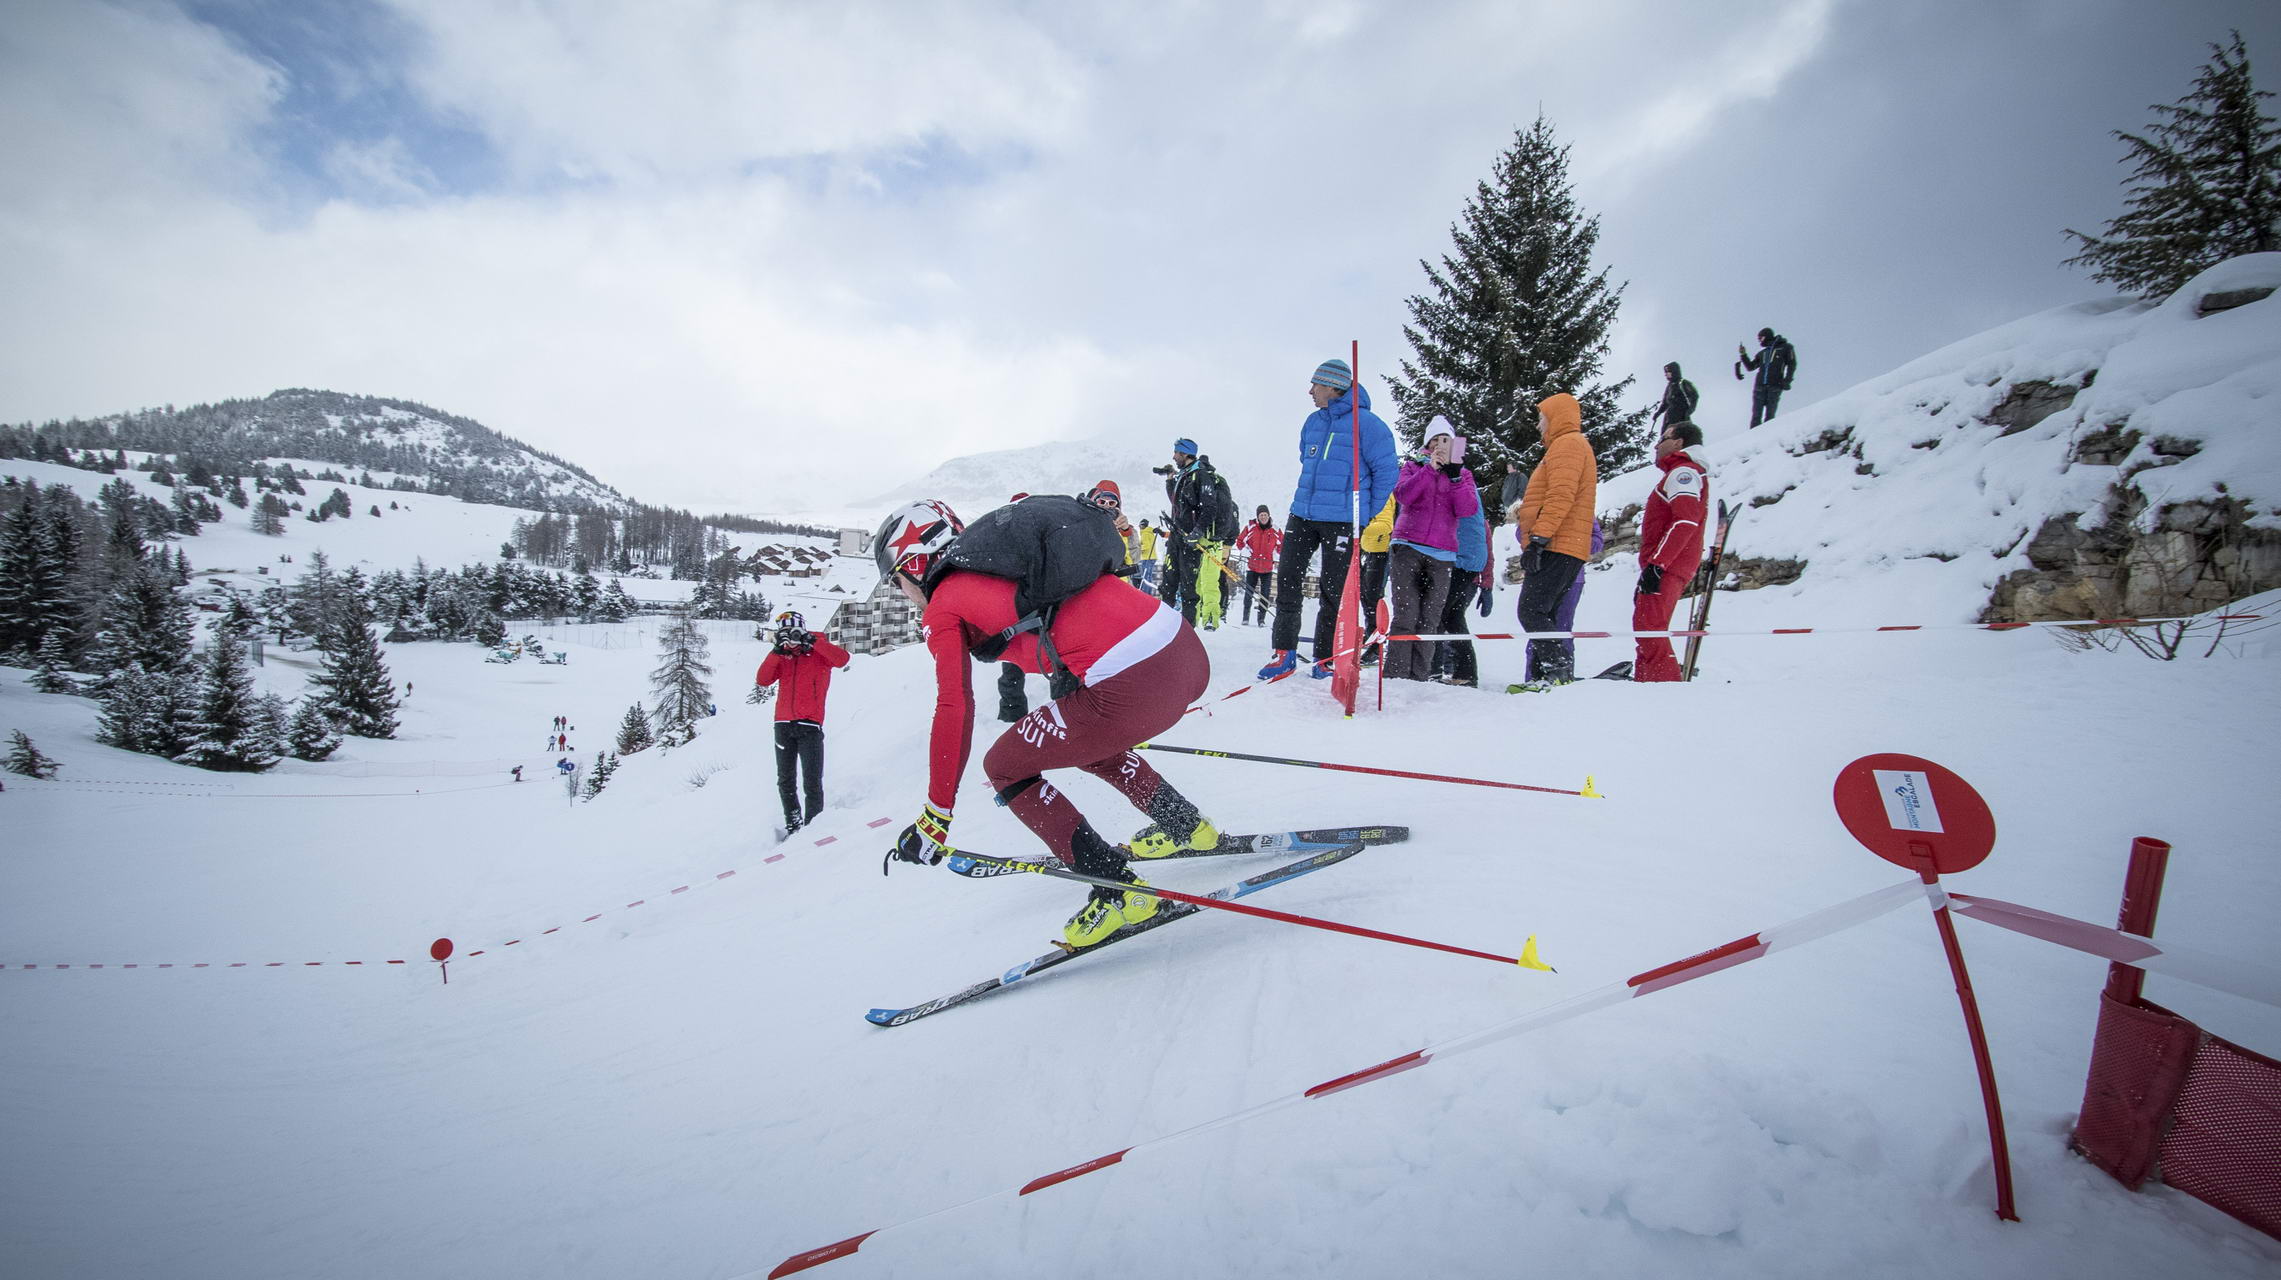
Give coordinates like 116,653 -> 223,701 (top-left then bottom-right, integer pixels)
873,499 -> 963,582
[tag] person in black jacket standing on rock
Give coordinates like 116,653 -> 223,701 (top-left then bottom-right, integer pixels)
1653,362 -> 1699,431
1736,328 -> 1796,428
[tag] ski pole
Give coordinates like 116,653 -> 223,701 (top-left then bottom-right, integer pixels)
951,851 -> 1552,971
1135,741 -> 1599,798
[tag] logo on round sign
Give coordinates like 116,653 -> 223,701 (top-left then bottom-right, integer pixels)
1832,754 -> 1996,875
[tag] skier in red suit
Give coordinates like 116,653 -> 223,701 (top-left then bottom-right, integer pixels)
872,498 -> 1222,948
1632,422 -> 1709,682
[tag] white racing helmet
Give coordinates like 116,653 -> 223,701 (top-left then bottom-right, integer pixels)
873,499 -> 963,582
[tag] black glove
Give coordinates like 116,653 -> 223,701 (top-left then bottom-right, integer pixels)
883,803 -> 954,874
1440,461 -> 1463,479
1475,585 -> 1493,617
1521,535 -> 1548,574
1637,564 -> 1663,595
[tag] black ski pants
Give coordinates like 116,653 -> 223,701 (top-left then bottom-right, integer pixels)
1241,569 -> 1273,623
774,720 -> 825,827
1436,569 -> 1480,684
1272,516 -> 1353,659
1750,385 -> 1784,428
1516,551 -> 1585,683
1161,539 -> 1200,623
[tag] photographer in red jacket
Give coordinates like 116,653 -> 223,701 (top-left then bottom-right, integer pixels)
753,609 -> 850,835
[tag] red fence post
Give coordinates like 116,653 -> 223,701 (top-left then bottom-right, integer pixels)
2103,837 -> 2172,1005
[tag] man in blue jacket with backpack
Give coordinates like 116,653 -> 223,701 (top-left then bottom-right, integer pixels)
1260,357 -> 1399,679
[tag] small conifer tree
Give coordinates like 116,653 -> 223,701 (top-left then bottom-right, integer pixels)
616,701 -> 656,754
174,634 -> 280,772
2066,32 -> 2281,298
5,728 -> 60,779
649,611 -> 714,739
286,696 -> 342,762
30,632 -> 78,694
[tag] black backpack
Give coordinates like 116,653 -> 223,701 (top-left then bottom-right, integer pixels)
924,494 -> 1131,684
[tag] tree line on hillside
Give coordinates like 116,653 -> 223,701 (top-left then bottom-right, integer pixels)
1,487 -> 396,774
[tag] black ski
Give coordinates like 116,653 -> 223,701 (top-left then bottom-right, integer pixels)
866,843 -> 1368,1027
944,825 -> 1408,880
1682,499 -> 1736,682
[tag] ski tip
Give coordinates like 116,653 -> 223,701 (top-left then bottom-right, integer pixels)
863,1008 -> 900,1026
1580,774 -> 1602,799
1515,934 -> 1554,972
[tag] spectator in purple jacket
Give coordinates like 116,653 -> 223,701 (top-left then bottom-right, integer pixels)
1524,519 -> 1603,682
1385,417 -> 1479,681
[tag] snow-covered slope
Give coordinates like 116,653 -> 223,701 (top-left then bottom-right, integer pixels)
5,572 -> 2280,1278
1595,255 -> 2281,624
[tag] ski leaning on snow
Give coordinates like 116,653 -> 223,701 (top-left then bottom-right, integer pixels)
942,824 -> 1409,880
1682,498 -> 1737,682
865,842 -> 1369,1028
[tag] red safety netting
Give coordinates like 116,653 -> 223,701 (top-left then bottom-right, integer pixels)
2073,993 -> 2281,1239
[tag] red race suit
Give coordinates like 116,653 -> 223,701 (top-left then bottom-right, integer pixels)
922,572 -> 1209,864
1631,449 -> 1708,682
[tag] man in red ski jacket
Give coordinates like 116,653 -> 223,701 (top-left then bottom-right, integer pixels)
753,610 -> 850,834
1632,423 -> 1709,682
872,498 -> 1222,950
1236,507 -> 1281,626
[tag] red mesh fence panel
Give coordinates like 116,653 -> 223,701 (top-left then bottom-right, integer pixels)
2155,1030 -> 2281,1239
2074,993 -> 2200,1188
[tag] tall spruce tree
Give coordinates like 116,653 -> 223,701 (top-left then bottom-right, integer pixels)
1387,115 -> 1651,505
312,597 -> 400,739
2066,31 -> 2281,298
92,564 -> 195,676
649,612 -> 714,737
0,488 -> 70,657
174,634 -> 280,771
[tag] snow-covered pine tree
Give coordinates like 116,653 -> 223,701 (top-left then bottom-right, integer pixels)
252,493 -> 288,535
473,612 -> 506,649
285,696 -> 341,762
598,578 -> 636,623
97,662 -> 164,753
580,750 -> 618,800
2066,31 -> 2280,298
173,634 -> 279,772
92,564 -> 195,677
1387,114 -> 1652,498
649,612 -> 714,738
312,599 -> 400,739
6,728 -> 60,779
0,487 -> 71,658
617,700 -> 656,754
29,631 -> 77,693
252,693 -> 290,765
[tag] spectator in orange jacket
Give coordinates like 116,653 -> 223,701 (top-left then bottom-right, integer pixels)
1507,392 -> 1599,684
753,610 -> 850,835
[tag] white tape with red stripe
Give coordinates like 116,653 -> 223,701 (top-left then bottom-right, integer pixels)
1381,611 -> 2266,645
1945,890 -> 2281,1009
757,879 -> 1927,1278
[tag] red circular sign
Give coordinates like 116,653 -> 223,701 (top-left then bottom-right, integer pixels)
1832,753 -> 1995,874
429,938 -> 454,962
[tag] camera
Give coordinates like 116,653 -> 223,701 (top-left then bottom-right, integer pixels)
1150,464 -> 1175,476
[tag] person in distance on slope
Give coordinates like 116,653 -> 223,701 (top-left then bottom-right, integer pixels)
1736,328 -> 1797,428
1135,519 -> 1160,592
873,497 -> 1224,949
1236,506 -> 1281,626
1652,361 -> 1699,432
1631,423 -> 1708,682
753,609 -> 850,835
1262,357 -> 1398,680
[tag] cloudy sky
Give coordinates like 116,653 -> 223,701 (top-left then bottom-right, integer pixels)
2,0 -> 2274,514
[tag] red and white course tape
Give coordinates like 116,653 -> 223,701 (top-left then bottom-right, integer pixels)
4,816 -> 903,971
1382,611 -> 2267,645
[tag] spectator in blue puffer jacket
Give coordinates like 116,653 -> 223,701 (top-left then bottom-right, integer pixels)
1258,357 -> 1400,680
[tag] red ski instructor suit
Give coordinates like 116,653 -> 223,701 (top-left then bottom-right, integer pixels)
922,571 -> 1209,865
1632,449 -> 1708,682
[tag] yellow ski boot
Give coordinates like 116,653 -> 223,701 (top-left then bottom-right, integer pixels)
1129,815 -> 1220,860
1061,868 -> 1160,948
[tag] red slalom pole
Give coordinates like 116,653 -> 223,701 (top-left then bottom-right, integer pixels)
1910,841 -> 2019,1221
1135,740 -> 1597,798
955,852 -> 1553,971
